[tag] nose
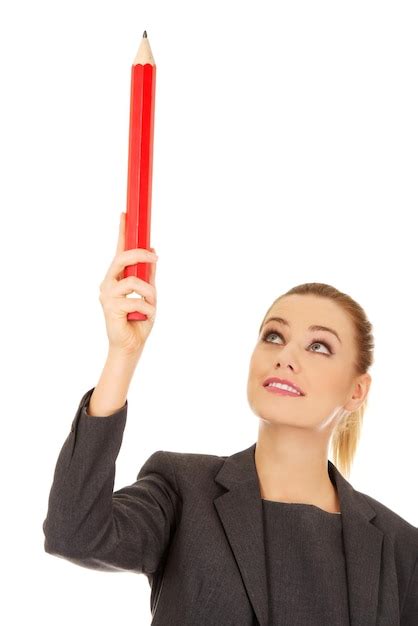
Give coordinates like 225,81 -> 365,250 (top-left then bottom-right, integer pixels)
274,357 -> 296,372
275,356 -> 295,367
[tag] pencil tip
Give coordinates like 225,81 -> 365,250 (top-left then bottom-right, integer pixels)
143,30 -> 147,38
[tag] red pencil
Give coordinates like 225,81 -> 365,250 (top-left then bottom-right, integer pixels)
124,31 -> 156,321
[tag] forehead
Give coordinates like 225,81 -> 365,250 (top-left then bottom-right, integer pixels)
265,295 -> 353,339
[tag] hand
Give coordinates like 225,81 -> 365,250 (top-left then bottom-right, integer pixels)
98,212 -> 158,357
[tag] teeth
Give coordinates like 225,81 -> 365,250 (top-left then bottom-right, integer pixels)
267,382 -> 301,395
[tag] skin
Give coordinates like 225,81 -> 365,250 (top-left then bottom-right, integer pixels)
246,294 -> 372,513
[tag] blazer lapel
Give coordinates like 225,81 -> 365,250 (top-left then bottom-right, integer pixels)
214,443 -> 269,626
213,442 -> 399,626
331,456 -> 400,625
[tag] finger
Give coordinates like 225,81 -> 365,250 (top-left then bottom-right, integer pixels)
113,275 -> 155,301
149,247 -> 157,287
106,247 -> 156,284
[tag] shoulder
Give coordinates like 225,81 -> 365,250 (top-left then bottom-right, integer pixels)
158,449 -> 230,491
354,487 -> 418,550
164,449 -> 227,475
137,449 -> 227,488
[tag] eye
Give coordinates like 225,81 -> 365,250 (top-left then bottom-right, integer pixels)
261,328 -> 334,356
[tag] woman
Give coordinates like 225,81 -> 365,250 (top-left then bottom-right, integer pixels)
43,213 -> 417,625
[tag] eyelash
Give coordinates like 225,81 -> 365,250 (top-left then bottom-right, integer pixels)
261,327 -> 334,356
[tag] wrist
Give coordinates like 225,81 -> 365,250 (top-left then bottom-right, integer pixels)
107,346 -> 143,365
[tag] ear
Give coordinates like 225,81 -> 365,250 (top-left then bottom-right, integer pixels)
359,372 -> 372,400
345,372 -> 372,413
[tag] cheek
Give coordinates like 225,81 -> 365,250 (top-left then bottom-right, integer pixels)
248,349 -> 262,371
247,363 -> 260,388
247,357 -> 264,390
317,365 -> 348,394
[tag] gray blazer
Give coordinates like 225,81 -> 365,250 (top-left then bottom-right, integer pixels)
43,387 -> 418,625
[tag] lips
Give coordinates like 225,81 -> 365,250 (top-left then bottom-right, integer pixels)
263,377 -> 305,396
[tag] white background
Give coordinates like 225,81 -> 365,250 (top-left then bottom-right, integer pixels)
1,0 -> 417,623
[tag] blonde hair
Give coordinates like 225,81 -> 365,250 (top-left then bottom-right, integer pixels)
258,282 -> 375,479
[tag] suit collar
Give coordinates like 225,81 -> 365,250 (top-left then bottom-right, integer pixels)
213,442 -> 399,626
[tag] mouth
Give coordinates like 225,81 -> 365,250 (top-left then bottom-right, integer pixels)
263,377 -> 305,397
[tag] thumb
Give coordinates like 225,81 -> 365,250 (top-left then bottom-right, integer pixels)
116,212 -> 126,255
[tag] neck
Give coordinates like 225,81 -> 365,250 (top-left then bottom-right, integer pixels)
255,422 -> 340,512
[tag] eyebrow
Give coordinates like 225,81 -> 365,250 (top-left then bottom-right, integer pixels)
259,316 -> 342,344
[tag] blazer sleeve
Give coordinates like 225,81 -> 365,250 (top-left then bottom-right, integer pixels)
401,551 -> 418,625
42,387 -> 181,575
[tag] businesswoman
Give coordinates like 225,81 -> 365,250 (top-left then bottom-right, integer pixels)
43,212 -> 418,625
